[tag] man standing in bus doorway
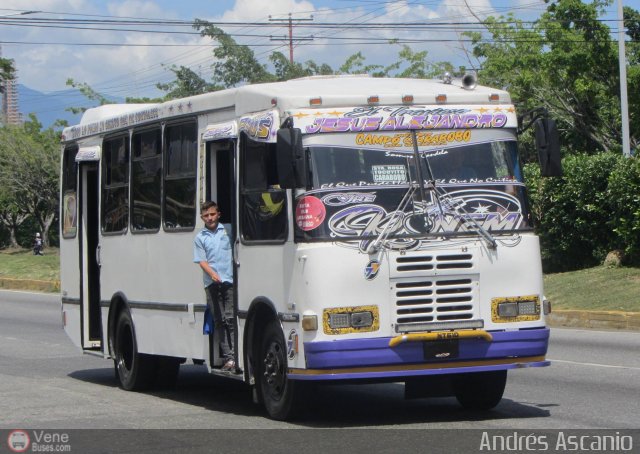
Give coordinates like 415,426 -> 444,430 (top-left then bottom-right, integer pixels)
193,201 -> 236,372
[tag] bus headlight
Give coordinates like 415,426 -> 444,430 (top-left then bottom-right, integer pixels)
351,311 -> 374,328
328,313 -> 350,329
323,305 -> 379,334
497,302 -> 518,317
492,296 -> 541,323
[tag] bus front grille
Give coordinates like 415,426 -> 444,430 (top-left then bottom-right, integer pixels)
394,253 -> 473,275
393,277 -> 476,327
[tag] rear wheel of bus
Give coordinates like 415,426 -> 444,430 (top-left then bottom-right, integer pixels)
257,321 -> 304,420
452,370 -> 507,410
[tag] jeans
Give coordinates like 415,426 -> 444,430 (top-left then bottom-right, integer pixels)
206,282 -> 235,361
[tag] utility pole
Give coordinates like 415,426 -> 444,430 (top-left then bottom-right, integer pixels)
269,14 -> 314,63
617,0 -> 631,157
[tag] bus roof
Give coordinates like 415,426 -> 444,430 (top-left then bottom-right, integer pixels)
62,76 -> 512,142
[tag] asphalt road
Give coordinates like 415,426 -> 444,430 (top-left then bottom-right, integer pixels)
1,290 -> 639,452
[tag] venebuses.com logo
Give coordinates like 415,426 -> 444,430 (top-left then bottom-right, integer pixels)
7,430 -> 30,453
6,429 -> 71,452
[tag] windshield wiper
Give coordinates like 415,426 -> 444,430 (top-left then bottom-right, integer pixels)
367,133 -> 441,254
368,132 -> 497,253
433,187 -> 497,249
366,183 -> 416,253
415,134 -> 497,250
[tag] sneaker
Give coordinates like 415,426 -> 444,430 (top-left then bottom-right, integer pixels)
221,359 -> 235,371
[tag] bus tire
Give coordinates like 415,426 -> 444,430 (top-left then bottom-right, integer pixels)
452,370 -> 507,410
113,309 -> 156,391
258,322 -> 302,420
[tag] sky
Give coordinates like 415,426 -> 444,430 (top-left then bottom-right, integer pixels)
0,0 -> 636,106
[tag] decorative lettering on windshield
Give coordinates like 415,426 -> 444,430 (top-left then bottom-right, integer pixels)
302,107 -> 510,134
321,192 -> 377,206
295,188 -> 527,251
355,131 -> 472,148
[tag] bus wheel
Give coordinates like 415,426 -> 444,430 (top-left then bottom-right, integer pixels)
258,322 -> 302,420
452,370 -> 507,410
113,309 -> 155,391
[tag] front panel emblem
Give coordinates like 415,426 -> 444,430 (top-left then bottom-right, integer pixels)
364,260 -> 381,280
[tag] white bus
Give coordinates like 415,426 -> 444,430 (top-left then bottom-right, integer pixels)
60,75 -> 561,420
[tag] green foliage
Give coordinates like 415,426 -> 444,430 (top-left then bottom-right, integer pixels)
339,51 -> 385,75
607,156 -> 640,261
269,52 -> 332,81
471,0 -> 628,156
194,20 -> 275,87
156,65 -> 219,99
0,57 -> 15,84
0,117 -> 60,248
124,96 -> 164,104
65,78 -> 114,114
525,153 -> 640,272
624,7 -> 640,153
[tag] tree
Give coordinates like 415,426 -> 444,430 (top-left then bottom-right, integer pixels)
65,78 -> 115,114
0,115 -> 60,247
156,65 -> 219,99
624,6 -> 640,152
1,56 -> 14,85
270,52 -> 332,81
339,51 -> 385,75
0,185 -> 29,248
194,20 -> 275,87
150,23 -> 465,97
467,0 -> 626,156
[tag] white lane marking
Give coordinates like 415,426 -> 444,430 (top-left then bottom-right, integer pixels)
549,358 -> 640,371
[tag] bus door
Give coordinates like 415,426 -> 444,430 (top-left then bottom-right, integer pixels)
205,138 -> 236,366
78,160 -> 102,350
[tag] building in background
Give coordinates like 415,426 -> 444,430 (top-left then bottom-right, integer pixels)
1,45 -> 22,125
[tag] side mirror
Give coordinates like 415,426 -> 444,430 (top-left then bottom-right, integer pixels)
534,117 -> 562,177
276,127 -> 307,189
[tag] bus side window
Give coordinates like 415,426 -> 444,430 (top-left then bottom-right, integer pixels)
62,145 -> 78,238
102,135 -> 129,234
240,134 -> 287,242
131,127 -> 162,232
163,121 -> 197,230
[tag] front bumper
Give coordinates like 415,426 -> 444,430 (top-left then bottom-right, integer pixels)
289,328 -> 549,381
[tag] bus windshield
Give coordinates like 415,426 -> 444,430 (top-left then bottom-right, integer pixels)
309,140 -> 522,188
294,138 -> 532,248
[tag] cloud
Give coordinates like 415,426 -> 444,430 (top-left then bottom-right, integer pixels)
1,0 -> 548,99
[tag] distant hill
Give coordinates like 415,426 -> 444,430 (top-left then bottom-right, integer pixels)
18,85 -> 124,129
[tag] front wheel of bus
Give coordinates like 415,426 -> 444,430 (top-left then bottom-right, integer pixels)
113,309 -> 155,391
258,322 -> 302,420
452,370 -> 507,410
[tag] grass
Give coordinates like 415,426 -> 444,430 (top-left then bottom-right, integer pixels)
544,266 -> 640,313
0,247 -> 60,282
1,248 -> 639,313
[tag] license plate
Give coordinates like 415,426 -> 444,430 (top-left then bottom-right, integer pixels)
423,340 -> 459,359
